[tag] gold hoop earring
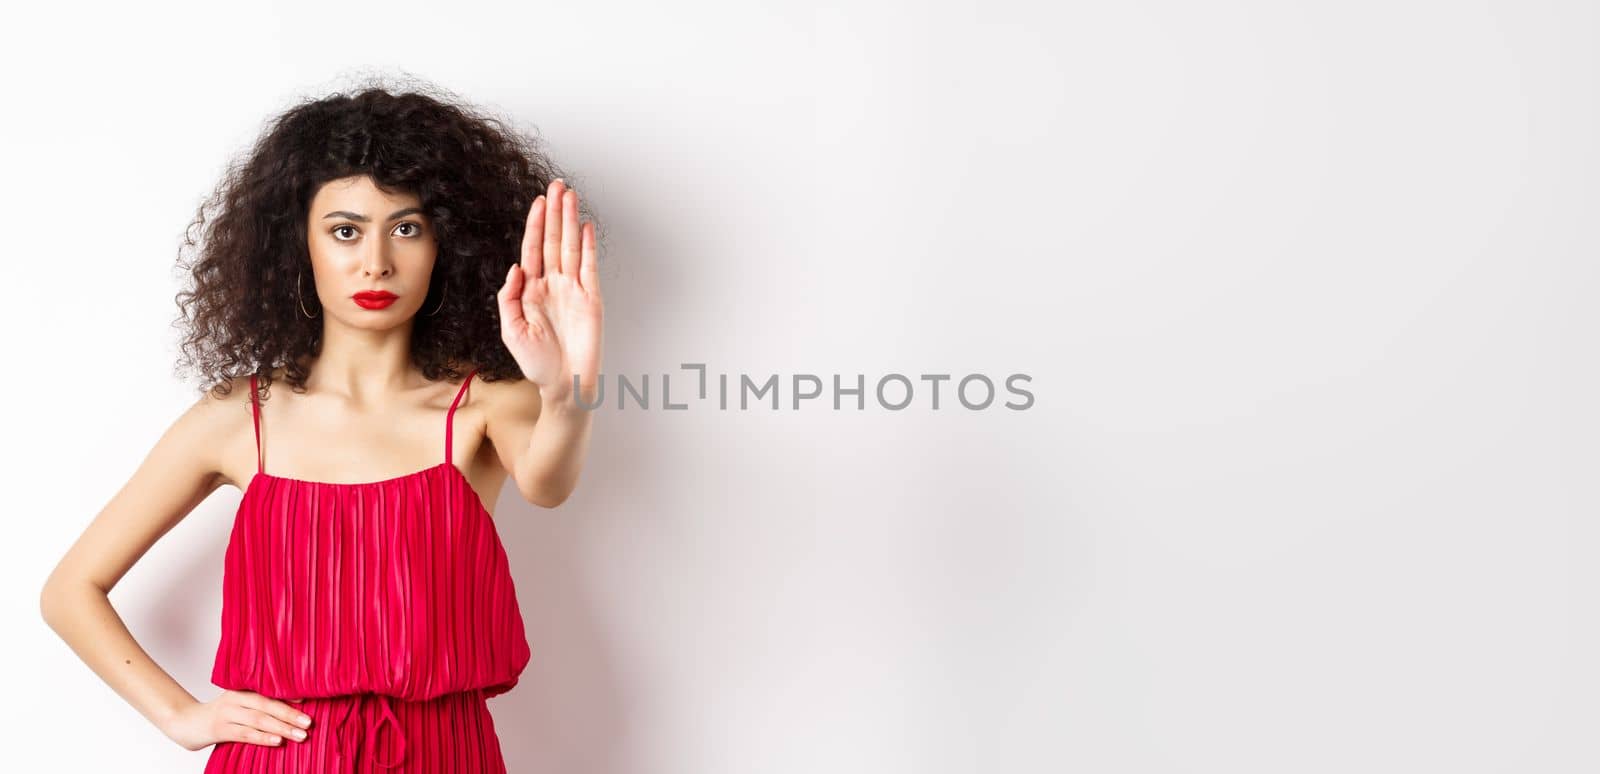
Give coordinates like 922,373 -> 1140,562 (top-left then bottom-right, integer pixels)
424,281 -> 447,316
295,269 -> 320,318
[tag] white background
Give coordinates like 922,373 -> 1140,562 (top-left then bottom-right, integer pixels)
3,1 -> 1595,771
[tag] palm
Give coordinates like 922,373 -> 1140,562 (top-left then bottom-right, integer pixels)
497,179 -> 604,404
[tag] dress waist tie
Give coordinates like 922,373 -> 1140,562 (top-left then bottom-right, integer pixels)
330,692 -> 408,770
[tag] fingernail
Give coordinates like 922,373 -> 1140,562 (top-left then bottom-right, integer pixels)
291,728 -> 307,741
298,715 -> 312,728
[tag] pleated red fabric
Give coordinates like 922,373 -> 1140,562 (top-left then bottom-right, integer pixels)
206,368 -> 530,773
204,691 -> 507,773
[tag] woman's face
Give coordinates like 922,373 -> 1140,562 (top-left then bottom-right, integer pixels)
304,174 -> 437,327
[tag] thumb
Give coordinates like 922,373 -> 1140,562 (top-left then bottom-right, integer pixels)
498,263 -> 527,333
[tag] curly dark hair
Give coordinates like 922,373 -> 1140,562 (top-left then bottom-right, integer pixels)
173,75 -> 596,399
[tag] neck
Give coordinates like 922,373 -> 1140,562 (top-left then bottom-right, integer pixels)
307,318 -> 417,399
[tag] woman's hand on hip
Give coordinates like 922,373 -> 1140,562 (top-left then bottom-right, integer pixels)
162,689 -> 312,751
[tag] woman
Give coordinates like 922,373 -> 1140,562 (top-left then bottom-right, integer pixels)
39,83 -> 604,771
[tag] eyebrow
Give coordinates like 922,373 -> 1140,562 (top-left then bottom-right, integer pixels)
321,207 -> 425,222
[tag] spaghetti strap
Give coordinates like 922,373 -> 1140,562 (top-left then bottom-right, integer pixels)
445,367 -> 478,465
248,373 -> 263,474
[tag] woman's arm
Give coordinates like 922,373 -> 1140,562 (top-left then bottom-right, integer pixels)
488,179 -> 603,508
483,379 -> 595,508
39,384 -> 311,750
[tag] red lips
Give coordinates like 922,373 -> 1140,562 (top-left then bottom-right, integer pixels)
353,290 -> 398,310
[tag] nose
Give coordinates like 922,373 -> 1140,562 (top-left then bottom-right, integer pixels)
361,241 -> 394,279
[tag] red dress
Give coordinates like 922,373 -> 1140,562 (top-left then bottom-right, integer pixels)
206,369 -> 531,772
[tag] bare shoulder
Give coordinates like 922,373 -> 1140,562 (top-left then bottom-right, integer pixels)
469,371 -> 542,424
179,372 -> 263,490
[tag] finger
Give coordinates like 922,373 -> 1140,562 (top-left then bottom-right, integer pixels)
499,263 -> 527,332
234,692 -> 313,730
245,709 -> 307,741
561,188 -> 581,277
222,703 -> 261,728
542,179 -> 565,279
265,699 -> 313,730
579,221 -> 599,295
227,722 -> 282,746
520,195 -> 545,279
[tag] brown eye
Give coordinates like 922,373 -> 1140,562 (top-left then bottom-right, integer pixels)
395,222 -> 421,237
333,225 -> 358,241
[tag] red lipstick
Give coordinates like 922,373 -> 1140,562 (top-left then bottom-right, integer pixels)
353,290 -> 398,310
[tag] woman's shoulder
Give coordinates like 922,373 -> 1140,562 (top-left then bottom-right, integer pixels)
463,369 -> 545,427
185,366 -> 297,440
146,370 -> 269,491
178,371 -> 267,443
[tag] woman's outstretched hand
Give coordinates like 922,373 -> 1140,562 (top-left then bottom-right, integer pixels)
162,689 -> 312,751
497,178 -> 605,407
